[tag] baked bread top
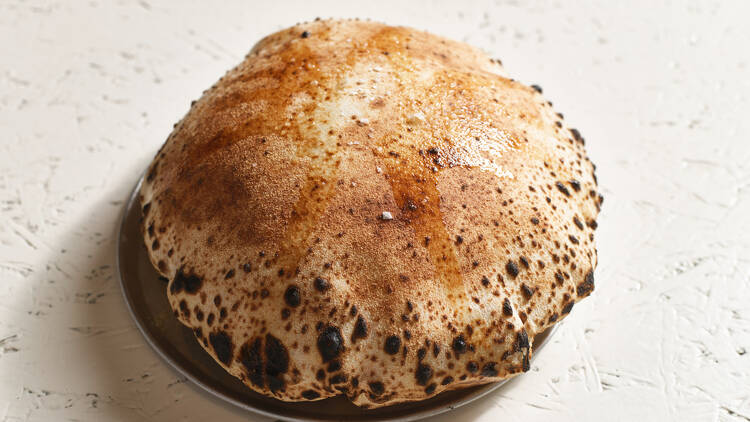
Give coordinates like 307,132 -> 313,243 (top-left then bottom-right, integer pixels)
139,18 -> 601,408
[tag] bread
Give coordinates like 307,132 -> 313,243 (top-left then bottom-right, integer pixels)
139,18 -> 601,408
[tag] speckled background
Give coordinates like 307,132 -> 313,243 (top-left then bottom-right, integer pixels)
1,1 -> 749,421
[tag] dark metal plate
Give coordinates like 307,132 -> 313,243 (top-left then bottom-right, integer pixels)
116,175 -> 557,421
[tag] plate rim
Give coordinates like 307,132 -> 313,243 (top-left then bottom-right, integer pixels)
116,173 -> 559,422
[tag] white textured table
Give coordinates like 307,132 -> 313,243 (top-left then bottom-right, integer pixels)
2,1 -> 749,421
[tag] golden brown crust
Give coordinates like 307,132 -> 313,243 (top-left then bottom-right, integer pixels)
139,18 -> 601,408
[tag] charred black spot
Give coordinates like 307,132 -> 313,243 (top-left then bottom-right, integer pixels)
239,338 -> 263,387
517,330 -> 530,350
316,369 -> 325,380
425,383 -> 437,394
555,271 -> 565,285
562,301 -> 575,314
505,260 -> 519,278
587,219 -> 598,230
369,381 -> 384,396
351,315 -> 368,342
569,234 -> 580,244
224,269 -> 235,280
317,326 -> 344,362
549,313 -> 559,323
481,276 -> 490,287
384,335 -> 401,355
141,202 -> 151,216
466,361 -> 478,373
415,363 -> 433,385
267,375 -> 284,393
502,298 -> 513,317
555,181 -> 571,197
214,295 -> 222,306
327,360 -> 341,373
178,300 -> 189,318
314,277 -> 330,292
206,313 -> 215,325
521,284 -> 535,300
330,374 -> 347,384
481,362 -> 498,377
351,377 -> 359,387
520,256 -> 530,268
531,217 -> 540,225
216,308 -> 226,323
531,84 -> 543,93
264,334 -> 289,392
171,267 -> 202,294
452,335 -> 467,355
441,376 -> 454,385
209,331 -> 233,365
433,343 -> 441,357
569,179 -> 581,192
301,390 -> 320,400
284,285 -> 301,307
300,30 -> 310,38
573,216 -> 584,230
522,350 -> 531,372
578,270 -> 595,297
417,348 -> 426,361
243,263 -> 252,273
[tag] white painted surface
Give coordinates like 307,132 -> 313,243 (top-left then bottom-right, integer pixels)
1,1 -> 749,421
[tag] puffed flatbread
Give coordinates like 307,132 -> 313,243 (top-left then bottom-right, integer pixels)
139,19 -> 601,408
